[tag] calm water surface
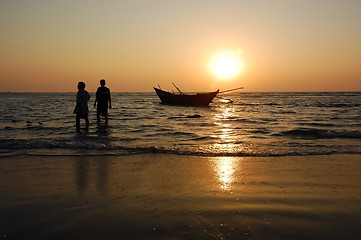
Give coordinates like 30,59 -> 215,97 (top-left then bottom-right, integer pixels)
0,92 -> 360,157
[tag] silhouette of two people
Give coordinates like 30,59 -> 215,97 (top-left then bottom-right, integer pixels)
74,79 -> 111,129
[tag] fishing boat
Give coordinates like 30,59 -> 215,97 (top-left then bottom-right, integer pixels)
153,87 -> 219,107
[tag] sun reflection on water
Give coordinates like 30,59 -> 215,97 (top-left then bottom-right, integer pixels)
211,105 -> 241,154
211,105 -> 242,190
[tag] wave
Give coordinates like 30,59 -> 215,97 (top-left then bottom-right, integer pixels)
316,102 -> 361,108
277,128 -> 361,139
1,138 -> 361,158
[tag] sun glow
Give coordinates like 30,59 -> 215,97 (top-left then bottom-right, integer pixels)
209,50 -> 243,80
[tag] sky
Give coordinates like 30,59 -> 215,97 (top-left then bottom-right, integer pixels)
1,0 -> 361,92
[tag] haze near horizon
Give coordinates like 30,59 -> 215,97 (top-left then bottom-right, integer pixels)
1,0 -> 361,92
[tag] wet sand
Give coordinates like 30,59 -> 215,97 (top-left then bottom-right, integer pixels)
1,153 -> 361,239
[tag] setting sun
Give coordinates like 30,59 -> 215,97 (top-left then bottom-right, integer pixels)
209,50 -> 244,80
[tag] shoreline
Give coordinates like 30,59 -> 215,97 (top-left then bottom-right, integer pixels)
1,153 -> 361,239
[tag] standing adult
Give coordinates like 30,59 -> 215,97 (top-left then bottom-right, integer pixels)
94,79 -> 112,123
74,82 -> 90,129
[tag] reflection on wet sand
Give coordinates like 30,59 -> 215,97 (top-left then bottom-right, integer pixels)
75,157 -> 89,195
74,124 -> 112,196
75,156 -> 111,196
96,158 -> 110,194
214,157 -> 238,191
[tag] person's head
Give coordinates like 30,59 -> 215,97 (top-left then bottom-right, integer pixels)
100,79 -> 106,86
77,82 -> 86,90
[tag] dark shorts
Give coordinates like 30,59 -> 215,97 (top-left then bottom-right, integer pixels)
97,105 -> 108,116
76,113 -> 88,119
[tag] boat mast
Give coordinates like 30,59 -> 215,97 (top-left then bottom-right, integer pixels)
172,83 -> 184,95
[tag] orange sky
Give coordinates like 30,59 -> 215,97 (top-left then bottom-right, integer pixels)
1,0 -> 361,92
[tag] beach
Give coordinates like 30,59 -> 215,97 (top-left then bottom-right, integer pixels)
1,153 -> 361,239
2,0 -> 361,237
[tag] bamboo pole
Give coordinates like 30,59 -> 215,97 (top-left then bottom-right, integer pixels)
219,87 -> 243,94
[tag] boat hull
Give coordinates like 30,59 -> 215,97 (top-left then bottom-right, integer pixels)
153,87 -> 219,107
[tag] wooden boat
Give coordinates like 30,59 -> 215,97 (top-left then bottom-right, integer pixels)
153,87 -> 219,107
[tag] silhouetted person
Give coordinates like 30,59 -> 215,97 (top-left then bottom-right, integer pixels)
74,82 -> 90,129
94,79 -> 111,123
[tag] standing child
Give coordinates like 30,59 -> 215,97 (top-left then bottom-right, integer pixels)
74,82 -> 90,129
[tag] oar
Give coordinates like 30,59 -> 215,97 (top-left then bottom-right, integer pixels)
219,87 -> 244,94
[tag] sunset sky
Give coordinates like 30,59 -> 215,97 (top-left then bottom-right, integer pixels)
1,0 -> 361,92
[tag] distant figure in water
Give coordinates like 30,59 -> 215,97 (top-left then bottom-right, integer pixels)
74,82 -> 90,129
94,79 -> 112,123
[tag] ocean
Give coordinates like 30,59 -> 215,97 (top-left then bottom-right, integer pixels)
1,92 -> 360,157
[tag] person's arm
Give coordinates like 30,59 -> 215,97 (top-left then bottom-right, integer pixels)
109,91 -> 112,109
74,93 -> 80,113
94,89 -> 98,107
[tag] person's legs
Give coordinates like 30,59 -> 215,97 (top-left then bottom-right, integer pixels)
104,107 -> 109,123
97,107 -> 101,122
76,116 -> 80,129
104,110 -> 108,123
97,106 -> 108,123
85,115 -> 89,128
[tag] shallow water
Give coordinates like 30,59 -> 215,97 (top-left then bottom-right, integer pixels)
0,92 -> 360,157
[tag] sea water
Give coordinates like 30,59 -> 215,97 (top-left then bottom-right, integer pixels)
0,92 -> 360,157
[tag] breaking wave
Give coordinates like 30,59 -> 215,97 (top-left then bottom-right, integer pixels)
277,128 -> 361,139
1,138 -> 361,158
